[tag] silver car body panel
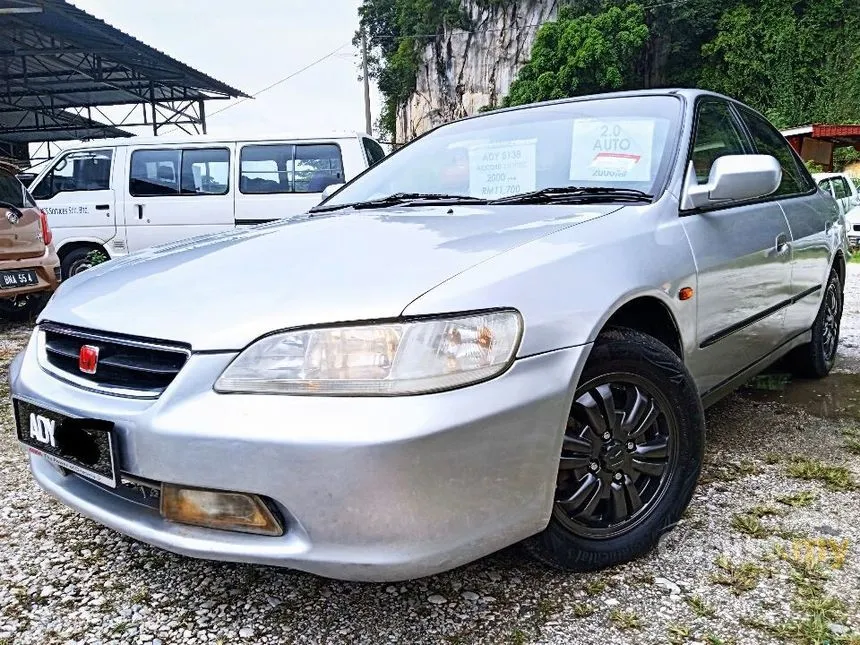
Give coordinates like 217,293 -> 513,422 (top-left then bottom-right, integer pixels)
8,88 -> 849,580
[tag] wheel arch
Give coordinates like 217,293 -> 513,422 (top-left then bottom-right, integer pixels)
57,239 -> 108,262
597,294 -> 685,359
833,249 -> 846,293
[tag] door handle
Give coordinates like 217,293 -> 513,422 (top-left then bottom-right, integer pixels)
95,204 -> 110,211
775,233 -> 791,255
136,204 -> 144,220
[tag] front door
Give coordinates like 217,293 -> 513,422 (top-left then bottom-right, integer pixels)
30,148 -> 117,252
123,145 -> 235,252
680,99 -> 794,394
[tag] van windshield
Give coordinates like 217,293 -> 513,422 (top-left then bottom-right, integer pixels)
322,95 -> 682,207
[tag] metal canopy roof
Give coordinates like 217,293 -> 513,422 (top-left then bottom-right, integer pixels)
0,0 -> 248,154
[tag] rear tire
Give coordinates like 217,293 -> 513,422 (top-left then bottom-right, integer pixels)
788,269 -> 842,379
61,247 -> 98,280
524,328 -> 704,572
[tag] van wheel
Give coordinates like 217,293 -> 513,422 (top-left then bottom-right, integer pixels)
524,328 -> 704,572
61,247 -> 97,279
0,294 -> 48,322
788,269 -> 842,379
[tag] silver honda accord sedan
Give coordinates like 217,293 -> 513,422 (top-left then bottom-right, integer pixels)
9,89 -> 847,581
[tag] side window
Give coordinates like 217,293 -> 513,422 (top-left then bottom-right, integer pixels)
181,148 -> 229,195
362,138 -> 386,167
738,108 -> 814,196
31,149 -> 113,200
294,144 -> 344,193
690,101 -> 749,183
130,150 -> 180,196
240,144 -> 293,194
833,178 -> 849,200
818,179 -> 833,197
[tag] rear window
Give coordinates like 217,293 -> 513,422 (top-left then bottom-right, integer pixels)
363,138 -> 386,166
0,173 -> 35,208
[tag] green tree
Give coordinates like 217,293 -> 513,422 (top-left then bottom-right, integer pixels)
504,3 -> 649,107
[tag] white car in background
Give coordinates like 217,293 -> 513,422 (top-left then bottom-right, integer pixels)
813,172 -> 860,217
28,132 -> 387,278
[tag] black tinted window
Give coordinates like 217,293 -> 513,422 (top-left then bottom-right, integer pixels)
181,148 -> 229,195
691,101 -> 749,183
240,144 -> 293,194
739,108 -> 814,196
833,178 -> 849,200
363,138 -> 386,166
294,144 -> 344,193
131,148 -> 229,197
32,149 -> 113,200
0,173 -> 34,208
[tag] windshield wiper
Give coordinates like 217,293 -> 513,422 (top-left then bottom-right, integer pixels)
310,192 -> 489,213
491,186 -> 654,205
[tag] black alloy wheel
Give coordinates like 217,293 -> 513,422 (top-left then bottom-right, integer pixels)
554,375 -> 677,539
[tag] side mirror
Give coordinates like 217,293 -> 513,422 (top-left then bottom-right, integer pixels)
681,154 -> 782,210
320,182 -> 345,202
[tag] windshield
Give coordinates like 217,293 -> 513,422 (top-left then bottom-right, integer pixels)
324,95 -> 682,207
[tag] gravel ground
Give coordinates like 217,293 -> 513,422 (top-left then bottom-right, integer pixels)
2,267 -> 860,645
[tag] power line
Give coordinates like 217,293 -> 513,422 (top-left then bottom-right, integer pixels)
160,41 -> 351,134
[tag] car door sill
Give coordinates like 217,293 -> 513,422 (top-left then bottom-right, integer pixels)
700,328 -> 812,409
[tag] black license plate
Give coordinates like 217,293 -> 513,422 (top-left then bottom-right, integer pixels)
14,399 -> 119,488
0,269 -> 38,289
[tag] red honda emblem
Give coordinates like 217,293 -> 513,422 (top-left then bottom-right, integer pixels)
79,345 -> 99,375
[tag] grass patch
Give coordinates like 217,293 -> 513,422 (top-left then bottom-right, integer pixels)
572,602 -> 595,618
748,504 -> 784,518
704,635 -> 736,645
507,628 -> 528,645
731,513 -> 771,539
786,458 -> 856,492
609,609 -> 641,630
710,555 -> 767,594
776,537 -> 850,573
700,460 -> 762,485
845,436 -> 860,456
777,491 -> 818,508
685,594 -> 716,618
668,623 -> 691,643
130,587 -> 150,604
583,578 -> 607,596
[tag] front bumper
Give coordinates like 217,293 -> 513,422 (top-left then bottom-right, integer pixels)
9,333 -> 588,581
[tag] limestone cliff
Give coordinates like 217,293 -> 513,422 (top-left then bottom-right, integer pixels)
396,0 -> 558,142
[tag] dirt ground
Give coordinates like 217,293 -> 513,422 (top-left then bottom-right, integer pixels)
1,266 -> 860,645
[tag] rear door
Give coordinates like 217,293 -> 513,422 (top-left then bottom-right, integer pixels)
123,145 -> 235,252
681,99 -> 794,394
234,141 -> 345,225
0,168 -> 43,261
736,106 -> 834,338
30,148 -> 117,251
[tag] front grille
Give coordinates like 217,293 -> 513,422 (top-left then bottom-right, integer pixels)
39,323 -> 190,398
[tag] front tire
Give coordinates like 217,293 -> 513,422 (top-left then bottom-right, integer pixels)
788,268 -> 842,379
61,247 -> 97,280
524,328 -> 704,572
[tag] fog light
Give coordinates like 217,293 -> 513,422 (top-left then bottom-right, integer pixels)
160,484 -> 283,536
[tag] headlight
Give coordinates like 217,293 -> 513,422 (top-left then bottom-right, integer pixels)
214,310 -> 522,395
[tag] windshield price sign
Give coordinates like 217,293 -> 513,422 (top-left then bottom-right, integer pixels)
469,139 -> 537,198
570,119 -> 655,183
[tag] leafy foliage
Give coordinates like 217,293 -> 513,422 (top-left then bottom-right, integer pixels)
504,3 -> 649,106
359,0 -> 860,162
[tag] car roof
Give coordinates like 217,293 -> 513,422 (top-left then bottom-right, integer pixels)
62,130 -> 370,150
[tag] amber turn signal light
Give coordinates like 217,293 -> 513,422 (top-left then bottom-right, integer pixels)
678,287 -> 694,301
161,484 -> 283,536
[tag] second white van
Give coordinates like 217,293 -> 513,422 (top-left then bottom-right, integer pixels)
29,132 -> 386,277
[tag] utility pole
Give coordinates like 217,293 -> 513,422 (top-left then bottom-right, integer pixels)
361,28 -> 372,136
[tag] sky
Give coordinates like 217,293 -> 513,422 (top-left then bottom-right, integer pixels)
66,0 -> 383,139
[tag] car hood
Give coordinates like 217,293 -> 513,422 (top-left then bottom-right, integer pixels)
41,204 -> 621,350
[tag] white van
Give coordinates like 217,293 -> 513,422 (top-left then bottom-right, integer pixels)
29,132 -> 386,277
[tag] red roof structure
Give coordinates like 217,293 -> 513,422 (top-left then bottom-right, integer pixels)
781,124 -> 860,171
